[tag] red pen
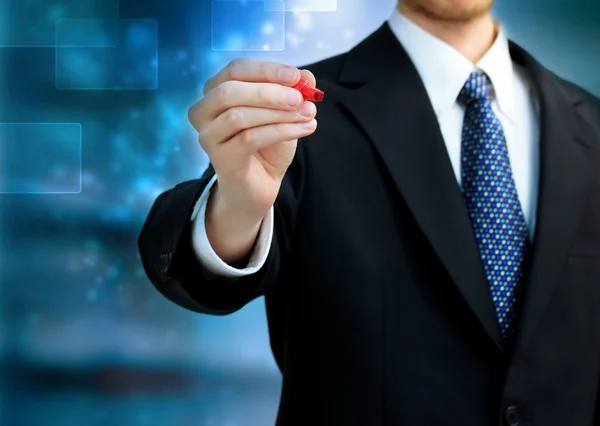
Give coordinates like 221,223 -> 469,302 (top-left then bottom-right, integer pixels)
293,78 -> 324,103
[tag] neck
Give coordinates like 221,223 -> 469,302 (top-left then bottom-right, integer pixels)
397,2 -> 497,64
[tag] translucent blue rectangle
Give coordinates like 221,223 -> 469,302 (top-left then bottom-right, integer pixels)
264,0 -> 337,11
0,0 -> 119,47
0,123 -> 82,194
212,0 -> 284,51
56,19 -> 119,48
55,19 -> 158,90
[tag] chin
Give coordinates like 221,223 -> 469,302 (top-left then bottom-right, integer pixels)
405,0 -> 494,21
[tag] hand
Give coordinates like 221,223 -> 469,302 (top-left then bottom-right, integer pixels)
188,58 -> 318,221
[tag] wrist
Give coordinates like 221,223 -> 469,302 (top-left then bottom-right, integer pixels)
207,185 -> 265,234
205,186 -> 265,265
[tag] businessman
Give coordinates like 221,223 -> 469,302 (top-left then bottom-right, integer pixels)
138,0 -> 600,424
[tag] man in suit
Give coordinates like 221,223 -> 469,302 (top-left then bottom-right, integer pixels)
138,0 -> 600,423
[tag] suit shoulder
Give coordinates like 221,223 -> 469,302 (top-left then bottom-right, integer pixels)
555,77 -> 600,123
298,52 -> 347,83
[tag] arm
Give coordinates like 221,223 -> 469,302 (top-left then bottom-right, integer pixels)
138,142 -> 306,315
190,173 -> 274,277
138,59 -> 315,314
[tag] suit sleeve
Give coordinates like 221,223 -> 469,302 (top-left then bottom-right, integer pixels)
137,142 -> 306,315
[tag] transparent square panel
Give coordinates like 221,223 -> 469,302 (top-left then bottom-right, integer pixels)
0,123 -> 82,194
55,19 -> 158,90
212,0 -> 284,51
264,0 -> 337,11
0,0 -> 119,47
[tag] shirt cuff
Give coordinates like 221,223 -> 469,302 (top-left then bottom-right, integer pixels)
190,174 -> 274,277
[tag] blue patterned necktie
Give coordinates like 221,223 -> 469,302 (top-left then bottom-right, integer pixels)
458,70 -> 530,344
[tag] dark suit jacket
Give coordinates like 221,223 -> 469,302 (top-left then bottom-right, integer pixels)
139,23 -> 600,426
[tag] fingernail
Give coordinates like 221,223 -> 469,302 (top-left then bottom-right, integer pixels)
299,119 -> 316,129
278,68 -> 298,84
298,102 -> 315,117
285,89 -> 302,106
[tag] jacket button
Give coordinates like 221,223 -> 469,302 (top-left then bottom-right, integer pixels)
505,405 -> 520,426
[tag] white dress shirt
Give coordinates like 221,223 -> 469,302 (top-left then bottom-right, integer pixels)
190,7 -> 540,277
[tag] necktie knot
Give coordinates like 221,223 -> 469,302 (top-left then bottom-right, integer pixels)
458,70 -> 492,106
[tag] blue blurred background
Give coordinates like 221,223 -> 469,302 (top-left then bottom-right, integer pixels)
0,0 -> 598,425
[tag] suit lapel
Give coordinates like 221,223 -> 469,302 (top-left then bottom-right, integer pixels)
338,24 -> 505,351
509,44 -> 599,353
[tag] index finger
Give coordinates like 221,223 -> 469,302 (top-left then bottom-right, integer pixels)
299,69 -> 317,90
203,58 -> 302,95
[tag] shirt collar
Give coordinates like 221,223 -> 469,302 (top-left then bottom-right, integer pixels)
387,7 -> 517,123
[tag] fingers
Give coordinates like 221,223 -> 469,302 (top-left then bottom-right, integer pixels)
189,59 -> 320,159
203,58 -> 302,95
200,102 -> 317,147
190,81 -> 306,127
218,119 -> 318,156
